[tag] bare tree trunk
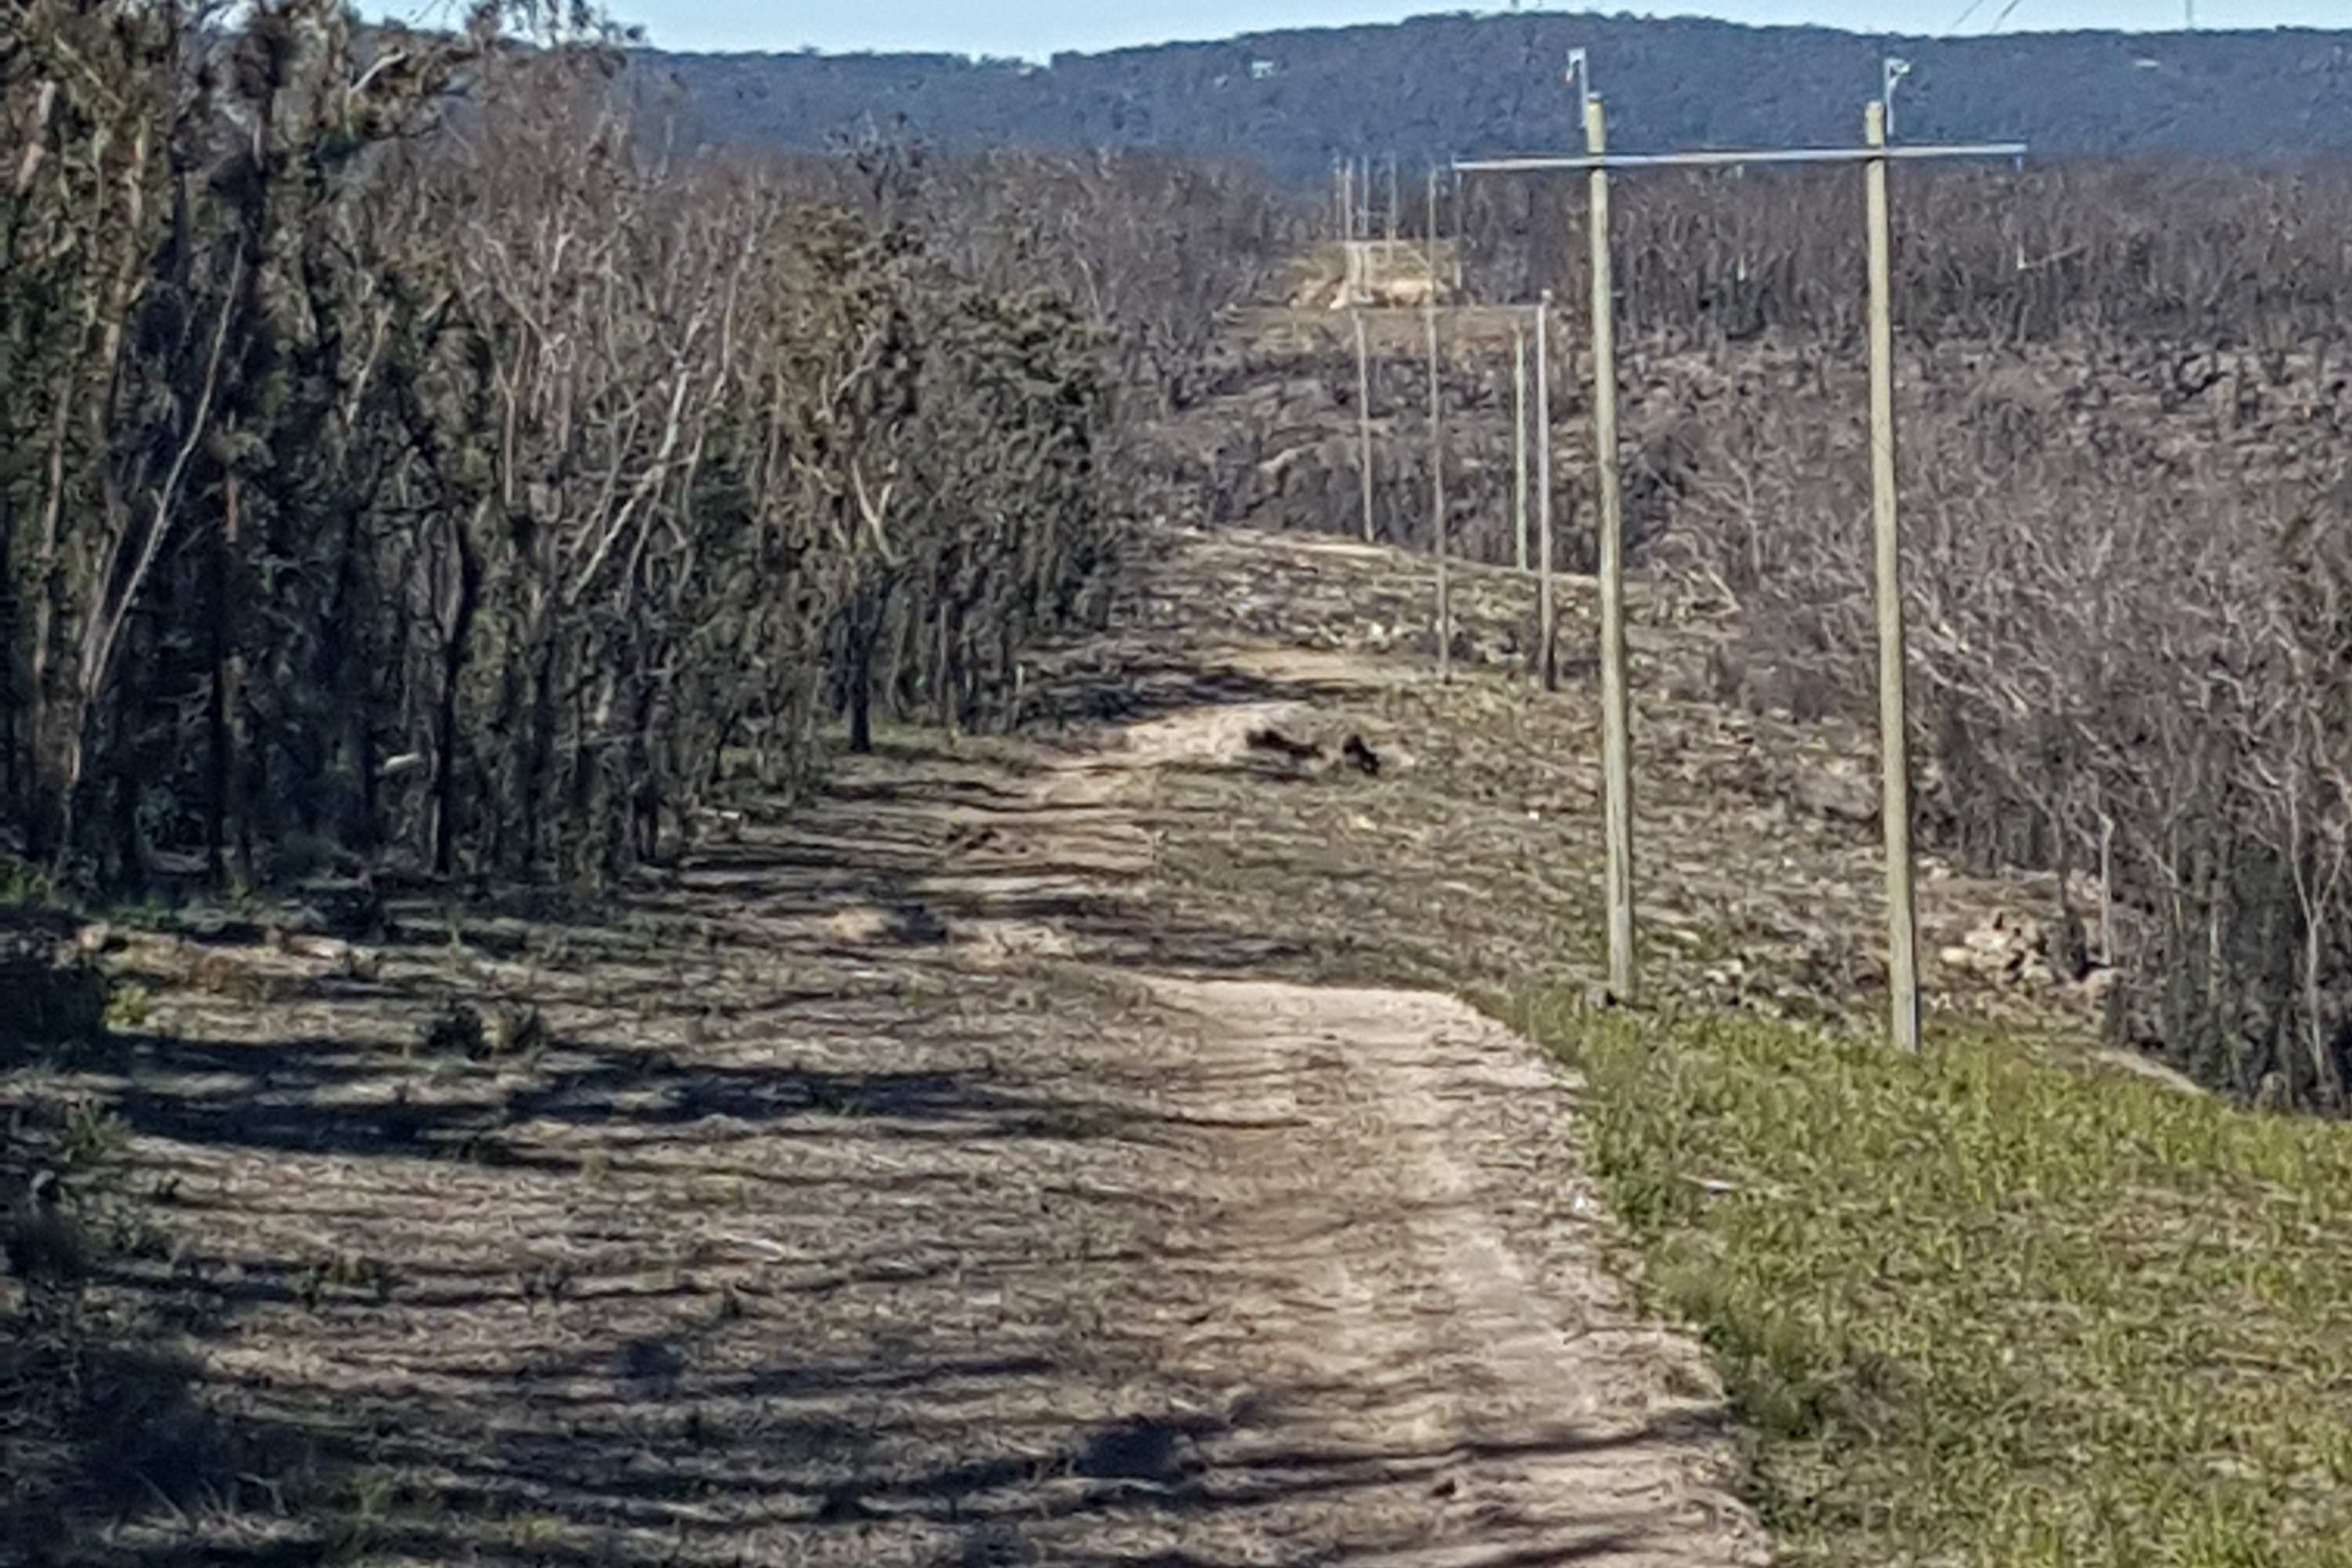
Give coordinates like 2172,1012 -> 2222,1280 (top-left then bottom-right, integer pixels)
933,613 -> 953,731
845,583 -> 893,755
208,470 -> 245,886
520,612 -> 561,878
2099,811 -> 2116,967
848,637 -> 876,754
324,506 -> 372,846
21,697 -> 83,866
8,81 -> 57,209
435,516 -> 483,878
20,361 -> 79,861
2304,911 -> 2339,1110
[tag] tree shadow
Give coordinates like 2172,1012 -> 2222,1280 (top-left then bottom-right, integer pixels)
0,1283 -> 326,1568
1012,652 -> 1356,732
4,644 -> 1723,1565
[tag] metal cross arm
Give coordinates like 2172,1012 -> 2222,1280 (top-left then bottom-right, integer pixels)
1453,141 -> 2027,176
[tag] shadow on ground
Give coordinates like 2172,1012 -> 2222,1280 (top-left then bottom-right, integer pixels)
2,645 -> 1584,1566
5,612 -> 1763,1566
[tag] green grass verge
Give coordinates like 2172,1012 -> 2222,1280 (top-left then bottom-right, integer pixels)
1513,995 -> 2352,1568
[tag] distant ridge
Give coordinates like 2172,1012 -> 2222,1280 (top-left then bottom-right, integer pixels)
636,11 -> 2352,181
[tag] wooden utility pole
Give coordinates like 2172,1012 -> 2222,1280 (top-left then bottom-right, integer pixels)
1426,165 -> 1450,681
1865,100 -> 1921,1053
1513,318 -> 1530,573
1452,169 -> 1466,293
1354,308 -> 1376,543
1588,96 -> 1635,1005
1536,290 -> 1556,691
1451,56 -> 2021,1036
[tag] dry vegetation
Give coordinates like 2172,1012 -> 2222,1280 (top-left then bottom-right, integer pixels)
1101,529 -> 2352,1568
1,0 -> 1299,893
9,5 -> 2352,1566
2,615 -> 1775,1568
2,2 -> 1316,1558
1171,161 -> 2352,1111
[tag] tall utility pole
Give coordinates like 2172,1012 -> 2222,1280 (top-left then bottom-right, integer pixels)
1354,308 -> 1376,543
1585,94 -> 1635,1006
1512,318 -> 1530,573
1452,168 -> 1466,293
1453,51 -> 2024,1035
1864,100 -> 1920,1054
1426,165 -> 1450,682
1535,290 -> 1556,691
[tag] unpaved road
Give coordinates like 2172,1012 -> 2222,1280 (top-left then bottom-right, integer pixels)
869,700 -> 1769,1566
14,538 -> 1765,1567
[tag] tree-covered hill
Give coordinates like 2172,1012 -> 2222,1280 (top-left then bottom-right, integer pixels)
637,10 -> 2352,181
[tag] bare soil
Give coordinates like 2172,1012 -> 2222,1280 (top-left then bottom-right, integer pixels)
1073,525 -> 2113,1040
3,524 -> 1882,1566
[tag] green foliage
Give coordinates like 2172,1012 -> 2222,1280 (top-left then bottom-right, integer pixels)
56,1098 -> 130,1176
1519,994 -> 2352,1567
100,978 -> 150,1032
0,856 -> 61,906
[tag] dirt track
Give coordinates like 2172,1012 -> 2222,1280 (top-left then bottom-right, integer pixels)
860,698 -> 1769,1566
13,528 -> 1769,1566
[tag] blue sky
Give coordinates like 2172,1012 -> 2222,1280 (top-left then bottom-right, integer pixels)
386,2 -> 2343,56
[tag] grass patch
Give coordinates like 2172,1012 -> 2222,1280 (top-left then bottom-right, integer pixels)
1,854 -> 65,906
1515,996 -> 2352,1568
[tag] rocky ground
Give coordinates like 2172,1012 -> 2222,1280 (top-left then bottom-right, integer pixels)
1069,526 -> 2124,1040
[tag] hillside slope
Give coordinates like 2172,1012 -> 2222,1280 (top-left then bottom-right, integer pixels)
642,12 -> 2352,180
22,516 -> 2351,1564
9,522 -> 1802,1566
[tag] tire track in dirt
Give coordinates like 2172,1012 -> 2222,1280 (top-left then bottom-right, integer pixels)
27,610 -> 1762,1568
1139,977 -> 1762,1566
904,695 -> 1769,1566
